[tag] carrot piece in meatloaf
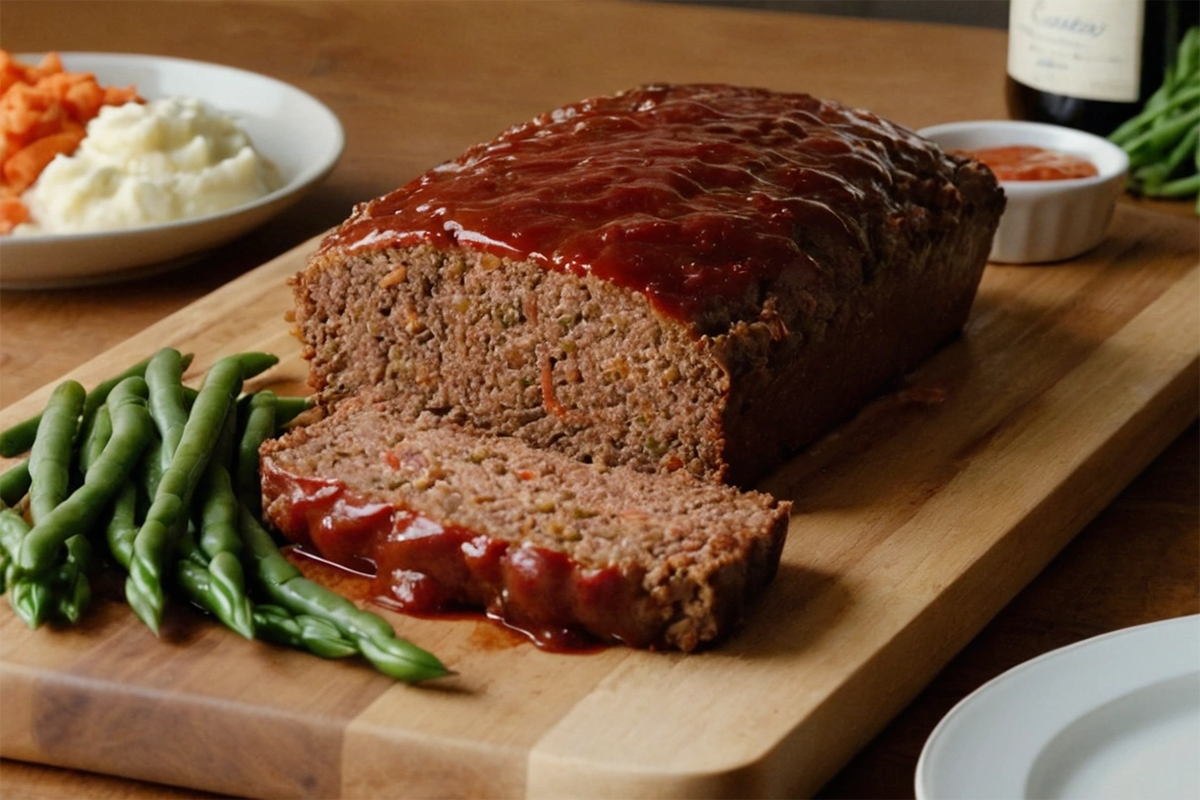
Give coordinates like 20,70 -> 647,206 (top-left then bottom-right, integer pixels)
260,400 -> 790,652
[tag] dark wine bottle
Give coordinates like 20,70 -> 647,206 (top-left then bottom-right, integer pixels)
1006,0 -> 1200,136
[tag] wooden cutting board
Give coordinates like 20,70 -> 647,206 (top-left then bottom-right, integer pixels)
1,205 -> 1197,799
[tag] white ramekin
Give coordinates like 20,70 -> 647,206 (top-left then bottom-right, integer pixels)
918,120 -> 1129,265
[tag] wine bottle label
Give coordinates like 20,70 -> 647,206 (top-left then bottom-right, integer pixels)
1008,0 -> 1144,102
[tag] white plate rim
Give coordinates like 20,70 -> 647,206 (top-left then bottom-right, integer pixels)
0,51 -> 345,287
914,614 -> 1200,800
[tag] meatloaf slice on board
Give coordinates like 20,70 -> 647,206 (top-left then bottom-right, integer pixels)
291,83 -> 1004,486
260,400 -> 790,652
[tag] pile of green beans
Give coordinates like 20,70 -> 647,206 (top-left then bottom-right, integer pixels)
0,350 -> 450,684
1110,26 -> 1200,209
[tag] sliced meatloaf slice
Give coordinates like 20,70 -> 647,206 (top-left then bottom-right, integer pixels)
291,83 -> 1004,486
260,400 -> 791,652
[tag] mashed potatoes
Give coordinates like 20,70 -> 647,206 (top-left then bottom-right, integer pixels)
15,96 -> 281,234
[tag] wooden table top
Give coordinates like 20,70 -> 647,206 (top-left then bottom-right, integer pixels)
0,2 -> 1196,798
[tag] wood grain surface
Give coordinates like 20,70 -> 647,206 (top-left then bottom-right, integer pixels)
1,2 -> 1197,798
1,204 -> 1196,798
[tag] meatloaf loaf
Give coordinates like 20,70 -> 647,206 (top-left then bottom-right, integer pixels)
260,400 -> 790,652
291,83 -> 1004,486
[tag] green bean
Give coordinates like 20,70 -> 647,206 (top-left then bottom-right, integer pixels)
233,392 -> 310,430
1109,85 -> 1200,145
1156,172 -> 1200,197
212,390 -> 238,471
208,551 -> 254,637
177,557 -> 218,592
127,504 -> 192,631
137,436 -> 166,513
1167,123 -> 1200,176
198,463 -> 242,560
146,349 -> 190,468
0,509 -> 28,579
59,404 -> 111,623
80,354 -> 193,438
1176,26 -> 1198,84
28,381 -> 86,524
176,558 -> 222,613
0,508 -> 21,593
1126,107 -> 1200,168
127,357 -> 243,634
0,418 -> 40,461
106,481 -> 138,570
18,377 -> 152,574
238,506 -> 450,682
0,354 -> 191,458
1,510 -> 52,628
175,523 -> 208,567
253,604 -> 358,659
54,535 -> 93,624
0,459 -> 31,507
231,352 -> 280,381
191,402 -> 256,639
274,396 -> 314,429
20,395 -> 78,620
9,573 -> 54,629
78,404 -> 113,476
203,399 -> 245,539
1141,81 -> 1172,118
22,375 -> 142,622
236,391 -> 276,513
355,636 -> 454,683
1133,124 -> 1200,191
175,555 -> 254,639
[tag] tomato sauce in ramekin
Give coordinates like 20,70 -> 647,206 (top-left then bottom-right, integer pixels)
964,145 -> 1098,181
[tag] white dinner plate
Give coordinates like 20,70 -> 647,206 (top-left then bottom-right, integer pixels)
915,615 -> 1200,800
0,52 -> 344,289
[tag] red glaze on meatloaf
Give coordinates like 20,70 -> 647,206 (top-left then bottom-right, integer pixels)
294,83 -> 1004,484
260,402 -> 790,652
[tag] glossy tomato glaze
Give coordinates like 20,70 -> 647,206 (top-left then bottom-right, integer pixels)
964,145 -> 1098,181
261,462 -> 656,651
318,83 -> 953,319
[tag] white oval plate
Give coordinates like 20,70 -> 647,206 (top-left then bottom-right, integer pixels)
0,53 -> 345,289
916,615 -> 1200,800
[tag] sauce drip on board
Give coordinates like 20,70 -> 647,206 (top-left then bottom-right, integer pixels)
964,145 -> 1099,181
320,84 -> 955,320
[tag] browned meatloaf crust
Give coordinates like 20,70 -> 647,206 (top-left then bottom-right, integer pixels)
260,401 -> 791,652
290,83 -> 1004,486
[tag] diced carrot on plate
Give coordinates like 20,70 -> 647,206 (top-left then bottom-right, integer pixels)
0,194 -> 31,234
3,127 -> 87,194
0,49 -> 144,232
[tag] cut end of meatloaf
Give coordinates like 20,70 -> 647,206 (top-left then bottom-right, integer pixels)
293,243 -> 732,479
259,400 -> 791,652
